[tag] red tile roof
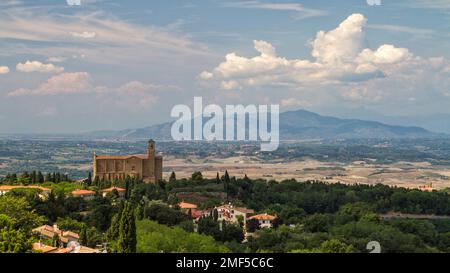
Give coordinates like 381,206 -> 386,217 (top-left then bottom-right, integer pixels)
72,189 -> 96,196
102,186 -> 126,193
249,213 -> 277,221
178,202 -> 198,210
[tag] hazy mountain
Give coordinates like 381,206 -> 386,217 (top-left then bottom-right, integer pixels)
85,109 -> 446,140
331,108 -> 450,134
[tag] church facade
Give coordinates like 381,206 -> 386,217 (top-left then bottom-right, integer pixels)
93,140 -> 163,183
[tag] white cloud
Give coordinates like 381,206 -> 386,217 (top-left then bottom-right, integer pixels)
357,45 -> 412,65
0,66 -> 9,74
0,9 -> 211,65
311,14 -> 367,64
47,56 -> 67,63
16,60 -> 64,73
6,72 -> 180,110
70,31 -> 96,39
8,72 -> 92,96
199,13 -> 449,105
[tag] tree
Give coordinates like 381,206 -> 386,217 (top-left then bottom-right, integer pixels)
80,226 -> 88,246
221,222 -> 244,243
198,216 -> 221,241
87,172 -> 92,187
169,172 -> 177,182
117,202 -> 137,253
0,196 -> 45,231
0,228 -> 33,253
136,220 -> 229,253
37,171 -> 44,184
224,171 -> 231,200
106,213 -> 121,242
317,239 -> 354,253
246,218 -> 260,233
191,172 -> 203,181
216,173 -> 221,184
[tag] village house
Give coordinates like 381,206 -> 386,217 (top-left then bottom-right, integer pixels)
71,189 -> 96,200
101,186 -> 126,198
0,185 -> 51,199
248,213 -> 277,229
32,242 -> 100,254
32,224 -> 80,246
216,204 -> 255,225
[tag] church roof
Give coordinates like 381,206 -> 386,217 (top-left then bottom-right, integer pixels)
95,154 -> 148,160
95,154 -> 162,160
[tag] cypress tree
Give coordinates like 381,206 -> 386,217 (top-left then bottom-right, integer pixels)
169,171 -> 176,182
224,170 -> 231,200
216,172 -> 221,184
37,171 -> 44,183
80,226 -> 88,246
117,202 -> 137,253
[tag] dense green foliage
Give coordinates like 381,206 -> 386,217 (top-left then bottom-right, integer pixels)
3,167 -> 450,253
136,220 -> 229,253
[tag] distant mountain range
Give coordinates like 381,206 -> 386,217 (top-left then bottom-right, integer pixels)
85,109 -> 447,140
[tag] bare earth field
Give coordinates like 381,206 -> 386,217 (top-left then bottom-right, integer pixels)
163,156 -> 450,190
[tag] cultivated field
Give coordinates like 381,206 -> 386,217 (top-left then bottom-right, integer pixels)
163,155 -> 450,190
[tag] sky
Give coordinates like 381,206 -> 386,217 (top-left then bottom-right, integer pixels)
0,0 -> 449,134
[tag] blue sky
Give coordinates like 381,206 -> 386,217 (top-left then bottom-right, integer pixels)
0,0 -> 449,133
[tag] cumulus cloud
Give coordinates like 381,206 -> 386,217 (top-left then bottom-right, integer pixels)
199,13 -> 425,91
0,66 -> 9,74
8,72 -> 92,96
16,60 -> 64,73
7,72 -> 179,110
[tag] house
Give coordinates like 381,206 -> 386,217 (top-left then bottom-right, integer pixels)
32,242 -> 100,254
32,224 -> 80,246
248,213 -> 277,229
0,185 -> 51,199
101,186 -> 126,198
216,204 -> 255,225
71,189 -> 96,200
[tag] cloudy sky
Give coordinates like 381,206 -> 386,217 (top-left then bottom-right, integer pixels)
0,0 -> 449,134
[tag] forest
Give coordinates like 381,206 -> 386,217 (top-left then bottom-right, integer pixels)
2,171 -> 450,253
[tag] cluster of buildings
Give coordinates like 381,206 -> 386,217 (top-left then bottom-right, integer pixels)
0,185 -> 51,199
178,201 -> 278,230
32,224 -> 101,254
71,186 -> 126,201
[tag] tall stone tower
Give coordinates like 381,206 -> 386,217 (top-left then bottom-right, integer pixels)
148,139 -> 156,177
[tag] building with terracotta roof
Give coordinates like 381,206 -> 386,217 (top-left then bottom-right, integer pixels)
32,224 -> 80,246
32,242 -> 100,254
178,201 -> 198,210
101,186 -> 126,198
248,213 -> 277,229
71,189 -> 96,200
93,139 -> 163,183
0,185 -> 51,199
216,204 -> 255,225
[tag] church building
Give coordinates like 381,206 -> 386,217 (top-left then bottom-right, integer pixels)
93,140 -> 162,183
